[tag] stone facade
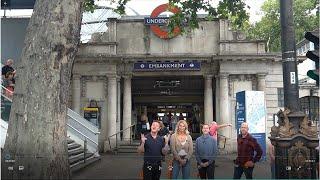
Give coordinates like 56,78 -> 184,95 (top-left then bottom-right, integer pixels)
71,18 -> 286,152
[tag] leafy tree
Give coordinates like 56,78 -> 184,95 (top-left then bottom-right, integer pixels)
246,0 -> 319,52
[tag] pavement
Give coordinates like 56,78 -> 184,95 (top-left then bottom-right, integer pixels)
72,153 -> 271,179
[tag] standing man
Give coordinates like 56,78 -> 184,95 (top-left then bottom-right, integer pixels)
2,59 -> 16,76
137,121 -> 170,180
233,122 -> 262,179
209,121 -> 232,145
195,124 -> 217,179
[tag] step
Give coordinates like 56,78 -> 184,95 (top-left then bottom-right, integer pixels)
117,148 -> 138,153
68,147 -> 84,156
67,139 -> 75,144
69,152 -> 94,165
70,155 -> 101,173
68,143 -> 81,150
118,145 -> 139,149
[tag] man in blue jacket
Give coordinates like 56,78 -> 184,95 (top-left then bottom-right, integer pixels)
195,124 -> 217,179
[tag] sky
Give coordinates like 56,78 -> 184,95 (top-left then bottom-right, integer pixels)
0,0 -> 265,23
96,0 -> 265,23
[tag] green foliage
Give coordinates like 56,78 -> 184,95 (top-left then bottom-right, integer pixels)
168,0 -> 249,34
246,0 -> 319,52
83,0 -> 250,36
84,0 -> 97,13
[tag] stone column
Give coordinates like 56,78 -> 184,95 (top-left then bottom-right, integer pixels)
122,75 -> 132,141
116,77 -> 121,142
105,76 -> 117,152
257,73 -> 267,92
219,73 -> 230,137
204,75 -> 213,124
72,74 -> 81,114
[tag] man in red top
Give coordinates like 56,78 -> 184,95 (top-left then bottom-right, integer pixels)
209,121 -> 232,141
233,122 -> 262,179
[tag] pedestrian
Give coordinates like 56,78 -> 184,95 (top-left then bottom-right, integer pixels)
2,59 -> 16,77
162,113 -> 169,128
170,120 -> 193,179
195,124 -> 217,179
137,121 -> 170,180
209,121 -> 232,142
233,122 -> 263,179
158,121 -> 170,137
141,113 -> 149,135
268,141 -> 275,179
171,113 -> 179,131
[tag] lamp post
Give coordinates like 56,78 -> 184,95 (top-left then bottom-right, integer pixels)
269,0 -> 319,179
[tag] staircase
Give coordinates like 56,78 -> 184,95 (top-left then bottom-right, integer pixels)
68,138 -> 100,172
1,85 -> 100,172
116,141 -> 140,154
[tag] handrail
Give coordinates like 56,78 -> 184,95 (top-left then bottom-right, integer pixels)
67,109 -> 100,135
1,84 -> 99,135
67,123 -> 98,146
108,123 -> 136,151
108,123 -> 136,139
1,85 -> 13,102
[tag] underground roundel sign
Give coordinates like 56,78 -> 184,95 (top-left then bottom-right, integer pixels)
144,4 -> 181,39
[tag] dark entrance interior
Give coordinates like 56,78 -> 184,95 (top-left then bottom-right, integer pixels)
132,76 -> 207,137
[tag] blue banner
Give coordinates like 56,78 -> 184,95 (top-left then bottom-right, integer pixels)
236,91 -> 246,135
133,62 -> 201,71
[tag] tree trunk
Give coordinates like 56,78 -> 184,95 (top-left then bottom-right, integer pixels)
1,0 -> 83,179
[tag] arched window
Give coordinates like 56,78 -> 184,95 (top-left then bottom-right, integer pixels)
300,96 -> 319,125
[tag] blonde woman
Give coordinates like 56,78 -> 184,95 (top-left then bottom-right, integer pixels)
170,120 -> 193,179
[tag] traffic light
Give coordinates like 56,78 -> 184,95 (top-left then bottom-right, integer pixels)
305,31 -> 319,86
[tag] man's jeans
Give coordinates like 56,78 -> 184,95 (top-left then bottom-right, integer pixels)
233,165 -> 254,179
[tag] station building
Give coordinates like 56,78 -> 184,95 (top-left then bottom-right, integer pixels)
70,17 -> 317,152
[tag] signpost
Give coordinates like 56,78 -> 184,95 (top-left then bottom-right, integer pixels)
236,91 -> 267,160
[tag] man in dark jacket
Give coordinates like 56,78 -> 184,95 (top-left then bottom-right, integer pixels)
233,122 -> 263,179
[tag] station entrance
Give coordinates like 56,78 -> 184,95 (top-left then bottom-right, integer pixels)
131,76 -> 212,138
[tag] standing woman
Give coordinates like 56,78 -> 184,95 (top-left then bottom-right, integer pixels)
170,120 -> 193,179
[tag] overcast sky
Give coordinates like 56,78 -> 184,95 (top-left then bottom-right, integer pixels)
96,0 -> 265,23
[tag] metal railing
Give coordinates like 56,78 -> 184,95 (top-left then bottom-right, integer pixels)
107,123 -> 136,151
0,84 -> 100,156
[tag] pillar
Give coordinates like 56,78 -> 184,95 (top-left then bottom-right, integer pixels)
105,76 -> 117,151
257,73 -> 267,92
116,77 -> 121,142
72,74 -> 81,114
122,75 -> 132,141
204,75 -> 213,124
219,73 -> 230,138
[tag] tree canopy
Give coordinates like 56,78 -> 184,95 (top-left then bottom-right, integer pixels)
84,0 -> 250,36
246,0 -> 319,52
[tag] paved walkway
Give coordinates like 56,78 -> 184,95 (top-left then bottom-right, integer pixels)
72,153 -> 271,179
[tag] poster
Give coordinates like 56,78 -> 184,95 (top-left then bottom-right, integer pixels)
236,91 -> 266,160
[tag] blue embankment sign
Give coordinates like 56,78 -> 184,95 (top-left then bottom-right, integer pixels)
133,62 -> 201,71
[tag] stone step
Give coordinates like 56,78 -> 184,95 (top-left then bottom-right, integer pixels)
70,155 -> 101,173
68,147 -> 84,156
69,152 -> 94,165
68,143 -> 81,150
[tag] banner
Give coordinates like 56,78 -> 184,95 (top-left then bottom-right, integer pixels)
133,62 -> 201,71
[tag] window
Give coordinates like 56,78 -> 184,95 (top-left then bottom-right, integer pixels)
300,96 -> 319,125
277,88 -> 284,107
